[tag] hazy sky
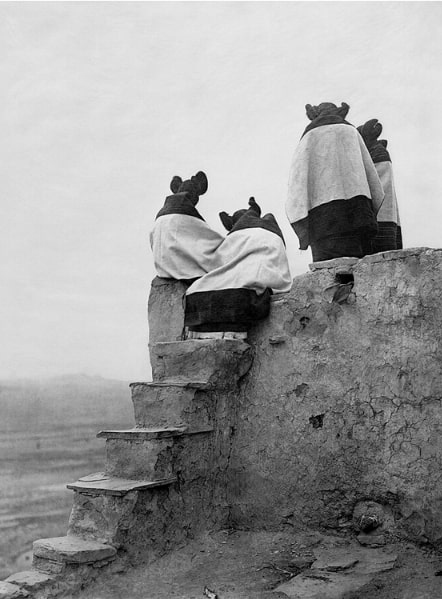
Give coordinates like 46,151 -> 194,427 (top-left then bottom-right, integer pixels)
1,1 -> 441,380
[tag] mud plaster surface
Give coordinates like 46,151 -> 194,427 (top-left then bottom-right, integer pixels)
229,249 -> 442,545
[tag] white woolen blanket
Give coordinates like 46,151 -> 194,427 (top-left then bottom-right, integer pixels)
186,227 -> 292,296
375,161 -> 400,225
150,214 -> 224,280
286,124 -> 385,224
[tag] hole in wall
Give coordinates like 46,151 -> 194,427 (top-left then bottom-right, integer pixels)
294,383 -> 309,397
309,414 -> 325,429
300,316 -> 310,328
335,272 -> 354,284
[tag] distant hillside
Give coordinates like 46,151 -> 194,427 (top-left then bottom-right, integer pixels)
0,374 -> 134,432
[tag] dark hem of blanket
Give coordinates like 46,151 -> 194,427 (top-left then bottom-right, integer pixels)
302,115 -> 353,138
185,288 -> 272,331
310,233 -> 369,262
156,193 -> 204,221
370,222 -> 403,253
397,225 -> 403,249
290,196 -> 378,250
370,145 -> 391,164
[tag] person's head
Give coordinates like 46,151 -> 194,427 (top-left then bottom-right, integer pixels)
357,118 -> 383,148
170,171 -> 208,205
219,197 -> 261,231
305,102 -> 350,121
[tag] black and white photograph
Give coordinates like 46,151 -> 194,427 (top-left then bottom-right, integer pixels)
1,2 -> 442,597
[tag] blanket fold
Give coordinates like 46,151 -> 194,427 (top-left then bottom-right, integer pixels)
150,193 -> 224,280
286,120 -> 385,250
185,217 -> 292,332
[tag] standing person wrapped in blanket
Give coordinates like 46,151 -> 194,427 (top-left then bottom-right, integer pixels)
357,119 -> 402,254
286,102 -> 385,262
150,171 -> 224,282
185,197 -> 292,338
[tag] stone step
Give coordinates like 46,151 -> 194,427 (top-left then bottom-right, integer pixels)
67,472 -> 176,496
33,535 -> 117,564
148,277 -> 189,344
150,339 -> 252,387
104,436 -> 174,479
99,427 -> 214,480
0,581 -> 26,598
67,472 -> 181,547
131,379 -> 212,389
130,382 -> 212,428
97,426 -> 213,440
5,570 -> 55,594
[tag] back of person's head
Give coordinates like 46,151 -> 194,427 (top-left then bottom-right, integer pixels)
170,171 -> 208,205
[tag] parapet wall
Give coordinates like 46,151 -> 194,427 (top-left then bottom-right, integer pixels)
148,247 -> 442,547
229,248 -> 442,545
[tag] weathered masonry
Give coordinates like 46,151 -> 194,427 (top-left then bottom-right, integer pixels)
2,247 -> 441,598
229,247 -> 442,543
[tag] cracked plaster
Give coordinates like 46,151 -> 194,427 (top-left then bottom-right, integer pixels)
228,248 -> 442,546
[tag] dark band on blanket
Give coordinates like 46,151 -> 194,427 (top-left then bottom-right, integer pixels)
311,233 -> 369,261
229,212 -> 285,244
185,288 -> 272,331
370,145 -> 391,164
290,196 -> 379,250
302,115 -> 353,138
156,193 -> 205,221
396,225 -> 403,249
371,222 -> 403,253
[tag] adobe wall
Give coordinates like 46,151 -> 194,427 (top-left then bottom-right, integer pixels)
229,248 -> 442,546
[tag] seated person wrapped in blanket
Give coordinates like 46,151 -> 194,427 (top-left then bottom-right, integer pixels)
286,102 -> 385,262
357,119 -> 402,253
150,171 -> 224,281
184,197 -> 292,336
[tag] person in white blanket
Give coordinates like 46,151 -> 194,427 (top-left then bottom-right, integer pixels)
150,171 -> 224,281
286,102 -> 385,262
185,197 -> 292,336
357,119 -> 402,253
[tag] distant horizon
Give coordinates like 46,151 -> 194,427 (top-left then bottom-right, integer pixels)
0,372 -> 132,384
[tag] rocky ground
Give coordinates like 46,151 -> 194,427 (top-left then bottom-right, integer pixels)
72,528 -> 442,599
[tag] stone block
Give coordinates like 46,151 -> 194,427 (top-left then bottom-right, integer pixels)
150,339 -> 253,387
97,427 -> 188,440
312,545 -> 396,574
67,488 -> 140,546
130,383 -> 212,428
357,532 -> 387,547
309,256 -> 360,271
67,481 -> 192,552
101,428 -> 213,479
67,472 -> 176,495
148,277 -> 189,344
32,556 -> 65,575
32,536 -> 116,564
276,544 -> 397,598
0,582 -> 26,599
5,570 -> 53,591
104,438 -> 175,479
358,246 -> 433,264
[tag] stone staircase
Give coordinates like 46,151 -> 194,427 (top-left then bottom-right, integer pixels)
1,338 -> 252,598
